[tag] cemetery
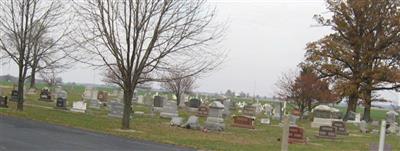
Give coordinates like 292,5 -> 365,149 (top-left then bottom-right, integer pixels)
0,0 -> 399,151
0,84 -> 398,151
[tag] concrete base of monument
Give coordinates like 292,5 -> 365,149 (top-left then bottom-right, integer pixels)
160,112 -> 179,119
311,118 -> 343,128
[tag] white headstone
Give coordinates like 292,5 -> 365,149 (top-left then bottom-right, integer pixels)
261,118 -> 271,125
71,101 -> 87,113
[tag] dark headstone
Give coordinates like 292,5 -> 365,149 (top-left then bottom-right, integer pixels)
288,126 -> 307,144
56,98 -> 67,109
153,96 -> 165,107
10,90 -> 18,102
189,98 -> 201,108
232,115 -> 255,129
316,126 -> 336,139
332,121 -> 348,135
196,105 -> 209,117
0,96 -> 8,108
39,89 -> 52,101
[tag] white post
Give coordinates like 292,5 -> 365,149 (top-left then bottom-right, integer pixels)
379,120 -> 386,151
281,114 -> 289,151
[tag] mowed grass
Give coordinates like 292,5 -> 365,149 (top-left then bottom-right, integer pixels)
0,86 -> 399,151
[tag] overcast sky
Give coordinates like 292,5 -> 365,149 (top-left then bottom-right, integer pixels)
0,0 -> 399,104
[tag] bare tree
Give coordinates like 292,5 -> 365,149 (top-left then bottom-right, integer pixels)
39,66 -> 62,92
75,0 -> 224,129
161,69 -> 196,106
0,0 -> 70,110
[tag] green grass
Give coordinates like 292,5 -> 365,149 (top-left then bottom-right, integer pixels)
0,85 -> 399,151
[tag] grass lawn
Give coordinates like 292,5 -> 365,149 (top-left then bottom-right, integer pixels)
0,85 -> 399,151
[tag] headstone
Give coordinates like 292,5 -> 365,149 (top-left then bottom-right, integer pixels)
88,99 -> 101,109
232,115 -> 255,129
189,98 -> 201,108
359,121 -> 368,133
332,121 -> 349,135
10,90 -> 18,102
160,101 -> 179,118
264,104 -> 273,117
273,103 -> 283,120
56,97 -> 67,109
143,95 -> 153,106
108,101 -> 124,118
137,95 -> 144,104
288,126 -> 307,144
222,99 -> 231,118
183,116 -> 201,130
347,111 -> 361,123
71,101 -> 87,113
97,91 -> 109,102
170,117 -> 183,126
315,126 -> 336,139
260,118 -> 271,125
0,96 -> 8,108
311,105 -> 342,128
196,105 -> 209,117
243,105 -> 256,118
204,101 -> 225,131
39,88 -> 52,101
386,111 -> 398,124
154,96 -> 165,107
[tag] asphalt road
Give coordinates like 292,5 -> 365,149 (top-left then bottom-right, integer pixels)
0,116 -> 194,151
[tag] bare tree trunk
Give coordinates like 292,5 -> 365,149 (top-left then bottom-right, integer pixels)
344,93 -> 358,121
363,88 -> 372,122
122,87 -> 134,129
30,67 -> 36,88
17,64 -> 25,111
176,92 -> 181,106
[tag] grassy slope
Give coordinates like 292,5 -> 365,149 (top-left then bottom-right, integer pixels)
0,85 -> 399,151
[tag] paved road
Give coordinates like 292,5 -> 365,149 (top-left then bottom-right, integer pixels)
0,116 -> 194,151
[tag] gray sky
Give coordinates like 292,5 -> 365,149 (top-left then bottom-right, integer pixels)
0,0 -> 399,104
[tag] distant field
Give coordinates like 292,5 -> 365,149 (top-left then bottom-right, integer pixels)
0,84 -> 399,151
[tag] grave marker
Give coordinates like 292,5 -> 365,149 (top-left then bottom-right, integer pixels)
189,98 -> 201,108
232,115 -> 255,129
311,105 -> 342,128
332,121 -> 348,135
196,105 -> 209,117
243,105 -> 256,118
288,126 -> 307,144
39,88 -> 52,101
204,101 -> 225,131
10,90 -> 18,102
0,96 -> 8,108
108,101 -> 124,118
71,101 -> 87,113
315,126 -> 337,139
